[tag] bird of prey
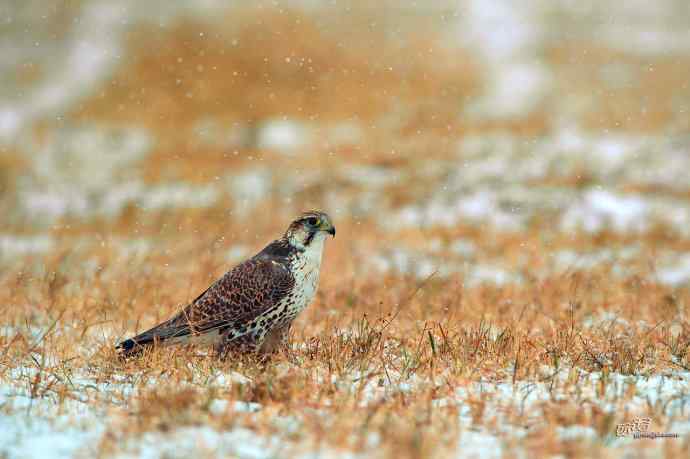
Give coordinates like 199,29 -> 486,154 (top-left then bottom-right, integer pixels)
116,210 -> 335,358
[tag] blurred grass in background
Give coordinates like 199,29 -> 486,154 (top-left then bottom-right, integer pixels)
1,2 -> 690,457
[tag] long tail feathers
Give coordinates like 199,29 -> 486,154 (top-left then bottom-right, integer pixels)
115,331 -> 159,358
115,335 -> 152,357
115,321 -> 192,358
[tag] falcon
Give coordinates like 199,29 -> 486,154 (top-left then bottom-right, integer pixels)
116,210 -> 335,358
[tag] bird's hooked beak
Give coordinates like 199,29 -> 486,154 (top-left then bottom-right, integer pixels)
320,220 -> 336,237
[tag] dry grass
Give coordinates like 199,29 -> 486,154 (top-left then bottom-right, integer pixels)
0,149 -> 26,197
547,42 -> 690,132
3,3 -> 690,458
2,211 -> 689,457
72,6 -> 479,169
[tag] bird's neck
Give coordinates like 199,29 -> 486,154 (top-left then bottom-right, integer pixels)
287,231 -> 326,267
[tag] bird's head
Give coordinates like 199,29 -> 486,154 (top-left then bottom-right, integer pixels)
285,210 -> 336,250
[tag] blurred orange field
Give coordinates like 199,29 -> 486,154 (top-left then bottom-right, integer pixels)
1,2 -> 690,458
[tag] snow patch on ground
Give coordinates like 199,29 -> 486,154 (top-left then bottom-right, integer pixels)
455,0 -> 551,118
456,430 -> 504,459
0,414 -> 101,459
2,357 -> 688,459
552,246 -> 640,272
256,119 -> 312,154
390,131 -> 690,237
140,183 -> 219,211
227,168 -> 273,216
30,124 -> 152,191
0,388 -> 104,459
0,234 -> 54,258
0,368 -> 341,459
656,253 -> 690,287
0,2 -> 127,143
561,190 -> 649,233
369,246 -> 520,285
21,180 -> 220,222
226,245 -> 250,262
114,427 -> 277,459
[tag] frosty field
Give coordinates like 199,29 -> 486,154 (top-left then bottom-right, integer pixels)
1,1 -> 690,458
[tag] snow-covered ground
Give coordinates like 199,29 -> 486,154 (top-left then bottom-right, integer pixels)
2,361 -> 688,458
2,1 -> 689,458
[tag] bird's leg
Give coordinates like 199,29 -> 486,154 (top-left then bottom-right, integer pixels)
279,323 -> 292,351
277,323 -> 299,364
259,323 -> 292,355
214,340 -> 232,361
215,331 -> 257,361
216,325 -> 286,365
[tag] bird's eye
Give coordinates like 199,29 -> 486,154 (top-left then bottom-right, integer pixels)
306,217 -> 319,226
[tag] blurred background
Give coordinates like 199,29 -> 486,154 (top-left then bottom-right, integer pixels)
3,4 -> 690,457
1,0 -> 690,287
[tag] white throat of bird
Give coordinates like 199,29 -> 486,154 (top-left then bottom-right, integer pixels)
291,230 -> 327,267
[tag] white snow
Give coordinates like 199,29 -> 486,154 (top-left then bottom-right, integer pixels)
112,426 -> 279,459
256,119 -> 312,154
466,264 -> 519,286
227,168 -> 273,215
0,0 -> 233,144
556,425 -> 598,440
340,166 -> 402,188
367,245 -> 522,286
449,240 -> 477,258
0,372 -> 335,459
140,183 -> 219,211
456,430 -> 503,459
562,0 -> 690,56
551,246 -> 640,272
1,350 -> 687,459
0,2 -> 128,143
561,190 -> 649,233
208,399 -> 262,415
31,125 -> 152,191
454,0 -> 551,118
391,192 -> 524,233
21,190 -> 92,221
226,245 -> 250,262
0,234 -> 54,258
0,388 -> 104,459
21,180 -> 220,222
656,253 -> 690,287
0,414 -> 102,459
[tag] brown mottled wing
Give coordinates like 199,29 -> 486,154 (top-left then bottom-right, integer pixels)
117,257 -> 295,352
165,256 -> 295,339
